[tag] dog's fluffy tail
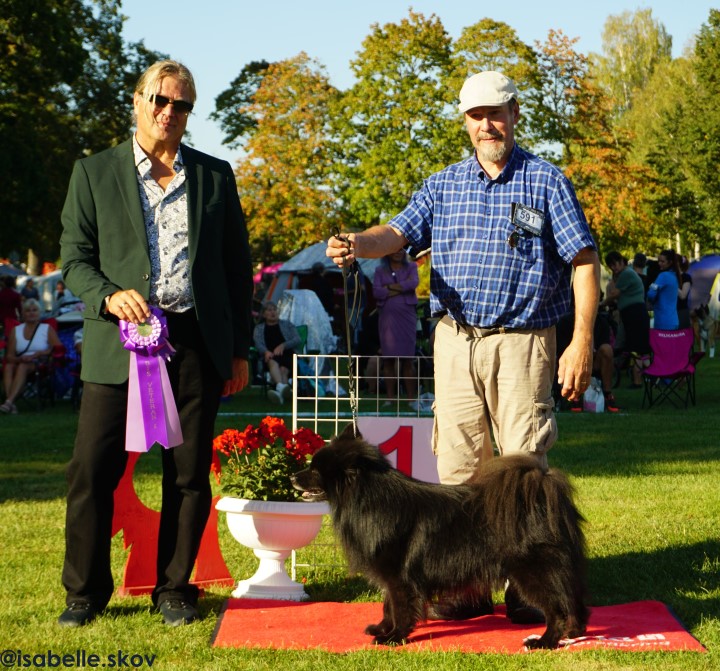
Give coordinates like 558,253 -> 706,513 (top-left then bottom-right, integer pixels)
473,455 -> 585,552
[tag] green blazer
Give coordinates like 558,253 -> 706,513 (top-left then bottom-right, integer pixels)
60,138 -> 254,384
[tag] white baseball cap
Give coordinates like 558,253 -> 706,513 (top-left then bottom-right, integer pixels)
458,71 -> 519,113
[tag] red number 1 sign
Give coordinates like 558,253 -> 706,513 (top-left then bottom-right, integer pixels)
357,417 -> 438,483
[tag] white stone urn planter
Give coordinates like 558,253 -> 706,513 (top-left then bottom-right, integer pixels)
216,497 -> 330,601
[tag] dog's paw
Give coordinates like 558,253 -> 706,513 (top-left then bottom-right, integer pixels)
364,623 -> 387,637
372,633 -> 407,646
524,633 -> 560,650
366,623 -> 411,645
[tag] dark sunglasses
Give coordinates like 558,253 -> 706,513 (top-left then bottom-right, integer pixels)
507,226 -> 524,249
147,93 -> 194,115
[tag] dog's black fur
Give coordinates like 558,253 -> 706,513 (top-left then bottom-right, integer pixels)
291,426 -> 589,649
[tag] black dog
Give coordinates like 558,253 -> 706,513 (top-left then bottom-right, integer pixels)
291,426 -> 588,649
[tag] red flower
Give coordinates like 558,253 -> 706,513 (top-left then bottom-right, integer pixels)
212,416 -> 325,501
260,415 -> 293,444
291,427 -> 326,460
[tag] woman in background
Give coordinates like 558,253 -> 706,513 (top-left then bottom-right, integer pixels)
648,249 -> 681,331
372,250 -> 419,408
676,256 -> 692,329
1,298 -> 61,414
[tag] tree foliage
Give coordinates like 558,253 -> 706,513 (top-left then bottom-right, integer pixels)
334,10 -> 459,227
622,58 -> 705,252
527,30 -> 590,160
7,5 -> 719,265
451,18 -> 541,147
0,0 -> 165,264
210,60 -> 270,149
593,8 -> 672,116
685,9 -> 720,238
559,63 -> 660,255
234,54 -> 341,263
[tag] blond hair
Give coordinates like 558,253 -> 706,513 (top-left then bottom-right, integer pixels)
21,298 -> 41,313
134,59 -> 196,124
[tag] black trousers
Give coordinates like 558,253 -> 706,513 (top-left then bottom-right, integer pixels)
61,311 -> 223,609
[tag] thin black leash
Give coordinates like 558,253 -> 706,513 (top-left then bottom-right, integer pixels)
332,227 -> 361,436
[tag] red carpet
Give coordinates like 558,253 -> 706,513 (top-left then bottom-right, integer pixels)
211,599 -> 706,654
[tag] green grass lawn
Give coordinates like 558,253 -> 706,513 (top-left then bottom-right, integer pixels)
0,359 -> 718,670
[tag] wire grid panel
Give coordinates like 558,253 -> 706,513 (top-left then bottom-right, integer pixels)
289,353 -> 434,578
290,354 -> 434,437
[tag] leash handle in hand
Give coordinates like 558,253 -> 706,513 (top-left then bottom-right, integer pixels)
332,228 -> 360,436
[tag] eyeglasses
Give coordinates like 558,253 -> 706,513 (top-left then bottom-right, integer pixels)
147,93 -> 194,115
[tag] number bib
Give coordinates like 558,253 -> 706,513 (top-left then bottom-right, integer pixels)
511,202 -> 545,236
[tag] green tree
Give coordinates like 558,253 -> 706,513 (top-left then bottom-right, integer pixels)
336,10 -> 458,227
234,53 -> 341,262
533,34 -> 661,255
210,60 -> 271,150
527,30 -> 591,161
0,0 -> 164,265
685,8 -> 720,248
593,8 -> 672,116
623,57 -> 706,254
1,0 -> 86,262
451,18 -> 541,147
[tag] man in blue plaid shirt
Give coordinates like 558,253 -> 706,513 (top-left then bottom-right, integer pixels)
327,71 -> 600,621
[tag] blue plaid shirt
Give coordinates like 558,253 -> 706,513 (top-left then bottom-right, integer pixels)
389,145 -> 596,329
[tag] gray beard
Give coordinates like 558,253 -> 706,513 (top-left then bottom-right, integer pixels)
476,139 -> 508,164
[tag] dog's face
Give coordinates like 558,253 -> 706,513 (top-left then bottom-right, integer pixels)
291,424 -> 391,503
694,304 -> 715,330
694,304 -> 710,319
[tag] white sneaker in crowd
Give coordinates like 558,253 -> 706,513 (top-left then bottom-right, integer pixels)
267,389 -> 283,404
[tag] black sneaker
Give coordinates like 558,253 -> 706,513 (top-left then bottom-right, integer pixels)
58,601 -> 99,627
159,599 -> 198,626
504,585 -> 545,625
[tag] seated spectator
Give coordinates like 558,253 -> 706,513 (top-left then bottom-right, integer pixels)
1,299 -> 62,414
252,302 -> 301,405
53,280 -> 76,315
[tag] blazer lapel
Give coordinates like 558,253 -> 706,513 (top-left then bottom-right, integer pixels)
111,140 -> 148,249
183,145 -> 203,265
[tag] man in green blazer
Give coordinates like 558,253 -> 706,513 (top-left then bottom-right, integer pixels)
58,60 -> 254,627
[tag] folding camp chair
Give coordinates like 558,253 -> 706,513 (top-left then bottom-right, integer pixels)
642,328 -> 704,409
2,317 -> 66,410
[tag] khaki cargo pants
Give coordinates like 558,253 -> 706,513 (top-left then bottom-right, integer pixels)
432,316 -> 558,484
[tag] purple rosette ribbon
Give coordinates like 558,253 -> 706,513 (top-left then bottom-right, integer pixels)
119,306 -> 183,452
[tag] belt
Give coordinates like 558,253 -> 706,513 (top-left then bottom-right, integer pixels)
441,315 -> 528,339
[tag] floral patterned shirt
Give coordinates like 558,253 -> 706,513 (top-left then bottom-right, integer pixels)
133,136 -> 193,313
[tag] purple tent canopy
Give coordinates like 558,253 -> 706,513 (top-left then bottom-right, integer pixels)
688,254 -> 720,309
